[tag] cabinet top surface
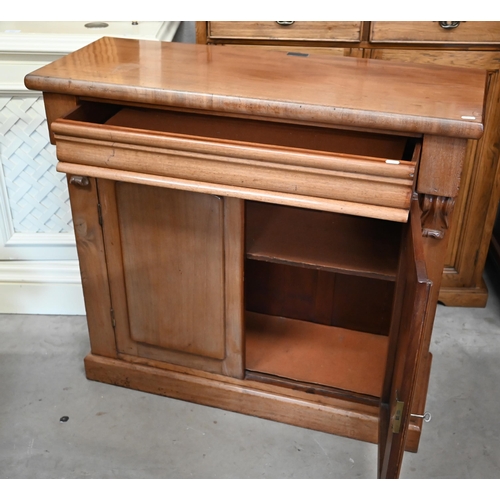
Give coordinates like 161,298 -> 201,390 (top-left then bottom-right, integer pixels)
25,37 -> 486,138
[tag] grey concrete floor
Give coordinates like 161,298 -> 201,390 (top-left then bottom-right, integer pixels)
1,264 -> 499,479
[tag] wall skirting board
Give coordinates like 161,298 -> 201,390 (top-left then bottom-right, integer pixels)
0,22 -> 179,314
0,260 -> 85,314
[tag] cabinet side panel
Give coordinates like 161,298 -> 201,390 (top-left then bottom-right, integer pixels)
43,93 -> 78,144
67,176 -> 116,357
116,184 -> 226,360
417,136 -> 467,198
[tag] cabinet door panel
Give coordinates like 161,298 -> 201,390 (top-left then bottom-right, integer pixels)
378,199 -> 432,478
98,180 -> 244,376
117,182 -> 225,359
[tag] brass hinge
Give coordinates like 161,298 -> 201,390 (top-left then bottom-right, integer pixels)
97,203 -> 103,226
110,308 -> 116,329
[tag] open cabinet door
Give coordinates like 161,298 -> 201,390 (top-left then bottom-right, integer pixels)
378,198 -> 432,479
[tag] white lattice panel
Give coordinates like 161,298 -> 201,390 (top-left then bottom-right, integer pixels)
0,96 -> 73,233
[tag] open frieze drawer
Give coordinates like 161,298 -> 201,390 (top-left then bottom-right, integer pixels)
53,100 -> 421,222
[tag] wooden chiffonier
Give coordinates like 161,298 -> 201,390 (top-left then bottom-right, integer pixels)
25,37 -> 486,478
197,21 -> 500,307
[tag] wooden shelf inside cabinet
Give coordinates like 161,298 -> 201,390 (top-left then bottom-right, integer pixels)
245,311 -> 388,398
246,201 -> 401,281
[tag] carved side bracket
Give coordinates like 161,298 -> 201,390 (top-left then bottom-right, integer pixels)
419,194 -> 455,239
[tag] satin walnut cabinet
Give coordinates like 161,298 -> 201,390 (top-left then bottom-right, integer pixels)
25,37 -> 486,478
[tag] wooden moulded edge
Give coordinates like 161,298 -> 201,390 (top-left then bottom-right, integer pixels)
52,117 -> 417,181
52,135 -> 413,215
24,77 -> 485,140
57,162 -> 411,222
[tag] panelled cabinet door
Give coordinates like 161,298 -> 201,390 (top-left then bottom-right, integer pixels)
97,179 -> 244,378
378,199 -> 432,479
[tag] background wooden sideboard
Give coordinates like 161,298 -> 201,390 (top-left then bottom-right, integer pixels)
196,21 -> 500,307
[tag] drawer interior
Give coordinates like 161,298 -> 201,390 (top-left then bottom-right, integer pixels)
65,101 -> 419,161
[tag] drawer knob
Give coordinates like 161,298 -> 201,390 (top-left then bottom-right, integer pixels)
276,21 -> 295,26
438,21 -> 461,29
69,175 -> 90,187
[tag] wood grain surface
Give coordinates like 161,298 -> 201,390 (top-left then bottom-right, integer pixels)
25,37 -> 485,138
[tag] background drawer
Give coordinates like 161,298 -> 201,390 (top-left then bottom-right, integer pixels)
208,21 -> 362,42
370,22 -> 500,44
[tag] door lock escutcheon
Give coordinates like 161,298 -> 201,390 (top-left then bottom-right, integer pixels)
392,400 -> 405,434
392,401 -> 432,433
